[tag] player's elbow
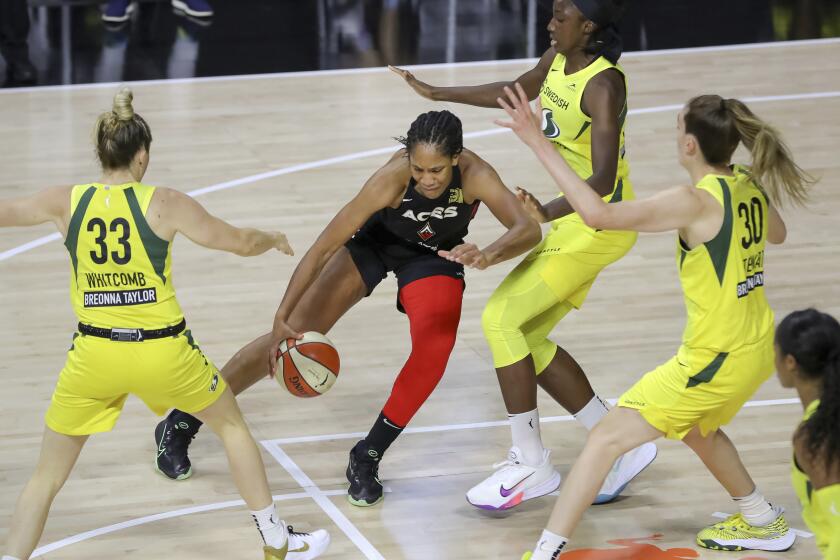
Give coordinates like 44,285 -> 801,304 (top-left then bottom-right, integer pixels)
580,205 -> 610,230
767,223 -> 787,245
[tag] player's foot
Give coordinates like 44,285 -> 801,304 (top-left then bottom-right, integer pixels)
154,410 -> 200,480
594,441 -> 658,504
346,441 -> 383,507
696,506 -> 795,551
466,447 -> 561,511
171,0 -> 213,18
263,525 -> 330,559
102,0 -> 135,23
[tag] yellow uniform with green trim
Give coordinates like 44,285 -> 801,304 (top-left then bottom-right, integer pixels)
46,182 -> 225,436
482,53 -> 636,373
619,166 -> 774,439
792,400 -> 840,558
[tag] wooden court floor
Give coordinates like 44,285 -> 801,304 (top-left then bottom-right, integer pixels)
1,38 -> 839,559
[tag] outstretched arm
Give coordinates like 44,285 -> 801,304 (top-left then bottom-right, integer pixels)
496,84 -> 709,234
153,188 -> 292,257
389,48 -> 555,108
0,186 -> 71,231
268,160 -> 403,373
439,162 -> 541,270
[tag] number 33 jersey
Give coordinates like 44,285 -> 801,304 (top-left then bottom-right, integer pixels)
677,165 -> 774,356
65,183 -> 184,329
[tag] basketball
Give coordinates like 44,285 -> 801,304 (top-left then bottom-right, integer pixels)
276,331 -> 340,398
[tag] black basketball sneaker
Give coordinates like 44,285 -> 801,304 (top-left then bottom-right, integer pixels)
154,410 -> 200,480
346,440 -> 384,507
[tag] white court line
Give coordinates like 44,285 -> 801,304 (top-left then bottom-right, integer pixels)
265,397 -> 801,446
261,441 -> 387,560
20,396 -> 803,557
2,90 -> 839,264
30,488 -> 348,558
712,512 -> 813,539
0,37 -> 837,95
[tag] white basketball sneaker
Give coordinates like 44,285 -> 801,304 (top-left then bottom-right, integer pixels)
264,525 -> 330,560
466,446 -> 561,510
593,441 -> 657,504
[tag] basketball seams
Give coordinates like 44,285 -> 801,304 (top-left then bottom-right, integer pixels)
294,342 -> 341,374
276,333 -> 340,398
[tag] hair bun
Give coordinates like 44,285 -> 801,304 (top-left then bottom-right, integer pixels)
113,87 -> 135,121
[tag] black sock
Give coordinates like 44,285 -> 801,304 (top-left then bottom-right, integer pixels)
169,409 -> 203,434
360,412 -> 404,459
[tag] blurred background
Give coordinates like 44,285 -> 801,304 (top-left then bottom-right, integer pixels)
1,0 -> 839,87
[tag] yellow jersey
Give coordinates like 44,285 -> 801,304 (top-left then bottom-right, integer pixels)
676,166 -> 774,361
792,399 -> 840,557
64,182 -> 183,329
539,53 -> 633,215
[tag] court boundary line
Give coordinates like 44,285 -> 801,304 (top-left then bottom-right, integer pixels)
2,90 -> 839,263
261,441 -> 387,560
24,397 -> 803,557
264,397 -> 802,446
0,37 -> 838,95
30,488 -> 348,558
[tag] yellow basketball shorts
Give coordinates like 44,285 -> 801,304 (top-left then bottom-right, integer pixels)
482,219 -> 636,372
45,329 -> 226,436
619,333 -> 775,440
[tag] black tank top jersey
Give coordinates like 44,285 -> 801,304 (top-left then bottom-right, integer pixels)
358,166 -> 480,253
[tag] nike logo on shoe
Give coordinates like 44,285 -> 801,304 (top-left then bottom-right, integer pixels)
290,542 -> 310,552
500,473 -> 532,497
157,423 -> 169,458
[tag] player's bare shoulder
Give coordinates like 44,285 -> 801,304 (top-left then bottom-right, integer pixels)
459,149 -> 502,203
370,149 -> 414,207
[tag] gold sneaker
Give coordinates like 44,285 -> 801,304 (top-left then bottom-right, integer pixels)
696,507 -> 795,552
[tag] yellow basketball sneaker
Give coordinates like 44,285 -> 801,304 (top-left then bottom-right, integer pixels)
696,508 -> 795,552
521,553 -> 532,560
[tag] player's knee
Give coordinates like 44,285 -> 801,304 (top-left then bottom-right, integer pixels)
413,318 -> 458,362
587,421 -> 630,458
482,299 -> 518,341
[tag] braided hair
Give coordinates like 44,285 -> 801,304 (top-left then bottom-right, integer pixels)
777,309 -> 840,470
396,110 -> 463,158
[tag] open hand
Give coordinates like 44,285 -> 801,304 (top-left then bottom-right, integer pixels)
389,65 -> 437,100
267,317 -> 303,378
494,83 -> 545,149
438,243 -> 489,270
515,187 -> 549,223
273,232 -> 294,256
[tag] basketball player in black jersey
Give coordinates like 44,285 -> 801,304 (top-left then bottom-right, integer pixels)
154,110 -> 542,506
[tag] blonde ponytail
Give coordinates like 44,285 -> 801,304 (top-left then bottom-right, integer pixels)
724,98 -> 815,207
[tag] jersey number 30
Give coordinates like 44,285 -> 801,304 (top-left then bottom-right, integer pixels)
738,197 -> 764,250
87,217 -> 132,265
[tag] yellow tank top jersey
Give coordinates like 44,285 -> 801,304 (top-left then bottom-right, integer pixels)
539,52 -> 634,228
64,182 -> 183,329
676,166 -> 774,360
792,399 -> 840,557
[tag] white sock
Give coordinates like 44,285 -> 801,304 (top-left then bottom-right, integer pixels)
733,488 -> 776,526
531,529 -> 569,560
573,395 -> 610,431
251,503 -> 288,549
509,408 -> 544,465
